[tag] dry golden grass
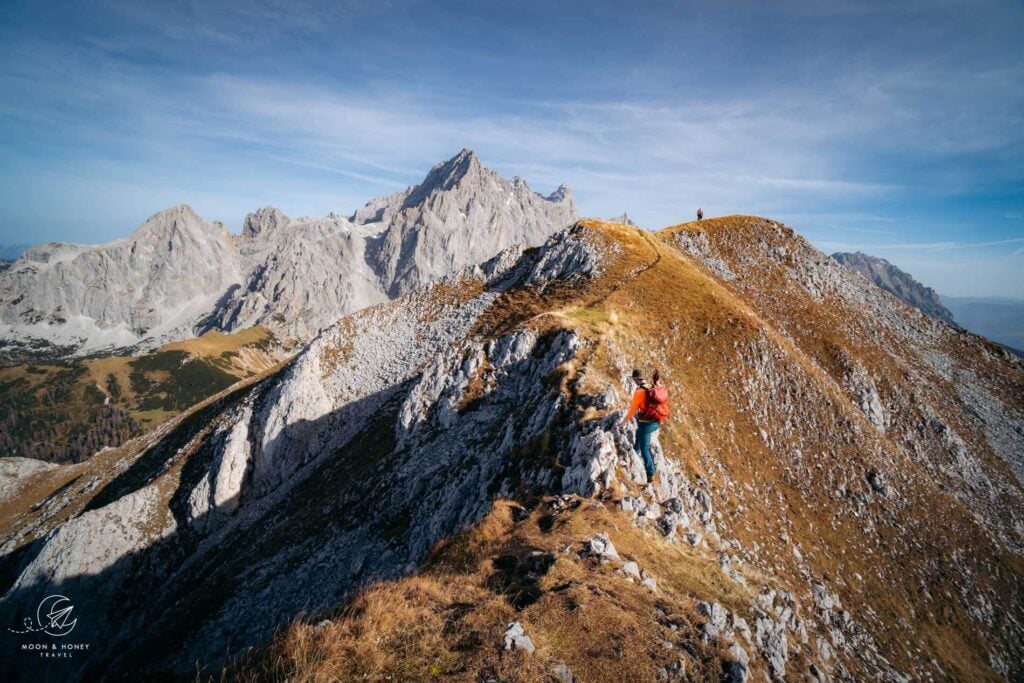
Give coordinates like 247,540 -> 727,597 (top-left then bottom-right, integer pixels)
161,326 -> 271,357
0,362 -> 63,388
226,499 -> 737,682
83,354 -> 134,398
651,216 -> 1023,679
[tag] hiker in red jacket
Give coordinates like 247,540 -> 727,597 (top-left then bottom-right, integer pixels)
697,208 -> 703,221
619,369 -> 670,481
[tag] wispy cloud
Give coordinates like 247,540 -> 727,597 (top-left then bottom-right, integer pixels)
0,0 -> 1021,295
820,237 -> 1024,252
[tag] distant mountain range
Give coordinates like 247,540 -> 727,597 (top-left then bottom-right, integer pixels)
831,251 -> 955,324
832,250 -> 1023,354
0,150 -> 576,360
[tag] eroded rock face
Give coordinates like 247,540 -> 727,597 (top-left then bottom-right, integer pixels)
202,212 -> 390,345
0,205 -> 242,354
0,150 -> 577,357
367,150 -> 578,297
0,224 -> 605,679
832,251 -> 955,325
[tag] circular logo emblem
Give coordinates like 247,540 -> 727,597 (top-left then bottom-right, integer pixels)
36,595 -> 77,637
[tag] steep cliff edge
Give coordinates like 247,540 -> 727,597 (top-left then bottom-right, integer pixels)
1,218 -> 1021,681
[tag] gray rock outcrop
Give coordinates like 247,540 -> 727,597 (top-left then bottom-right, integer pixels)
503,622 -> 536,654
365,150 -> 577,297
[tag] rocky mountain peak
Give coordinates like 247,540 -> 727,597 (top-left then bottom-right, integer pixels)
0,151 -> 577,358
133,204 -> 223,243
140,203 -> 200,226
369,151 -> 578,298
242,206 -> 289,240
547,183 -> 572,203
402,148 -> 485,207
433,147 -> 481,184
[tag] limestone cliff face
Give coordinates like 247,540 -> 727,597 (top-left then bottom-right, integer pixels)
0,205 -> 242,353
201,212 -> 389,341
365,149 -> 578,297
832,251 -> 955,325
0,151 -> 577,356
1,218 -> 1021,682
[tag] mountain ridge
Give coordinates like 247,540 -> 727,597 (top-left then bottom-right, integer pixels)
2,216 -> 1020,681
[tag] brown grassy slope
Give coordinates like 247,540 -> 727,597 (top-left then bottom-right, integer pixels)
580,221 -> 1012,679
228,499 -> 761,682
232,218 -> 1022,681
653,216 -> 1022,679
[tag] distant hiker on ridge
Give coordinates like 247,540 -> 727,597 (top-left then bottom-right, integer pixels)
619,369 -> 671,482
697,208 -> 703,221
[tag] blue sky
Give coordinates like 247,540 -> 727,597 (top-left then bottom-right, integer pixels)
0,0 -> 1022,296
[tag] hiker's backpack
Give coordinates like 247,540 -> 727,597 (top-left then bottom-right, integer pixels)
642,385 -> 670,423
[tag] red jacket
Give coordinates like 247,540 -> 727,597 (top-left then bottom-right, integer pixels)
625,386 -> 649,421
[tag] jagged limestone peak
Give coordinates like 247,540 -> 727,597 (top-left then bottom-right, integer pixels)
0,151 -> 577,357
548,183 -> 573,203
241,206 -> 289,240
